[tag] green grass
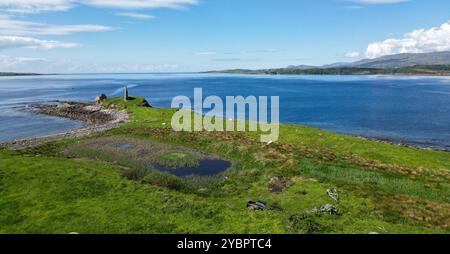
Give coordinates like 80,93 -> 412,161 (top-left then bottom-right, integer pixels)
278,125 -> 450,171
156,152 -> 200,168
0,97 -> 449,234
114,98 -> 450,172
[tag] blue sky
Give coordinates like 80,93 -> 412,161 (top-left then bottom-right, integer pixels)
1,0 -> 450,73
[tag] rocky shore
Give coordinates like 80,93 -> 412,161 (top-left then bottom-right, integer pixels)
0,101 -> 129,149
34,102 -> 119,126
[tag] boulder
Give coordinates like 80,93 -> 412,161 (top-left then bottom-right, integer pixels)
138,99 -> 152,108
247,200 -> 267,211
311,204 -> 340,216
326,189 -> 340,203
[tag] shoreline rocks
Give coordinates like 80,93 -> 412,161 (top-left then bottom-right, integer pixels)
34,102 -> 117,126
0,101 -> 129,149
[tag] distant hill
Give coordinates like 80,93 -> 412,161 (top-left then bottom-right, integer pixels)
205,51 -> 450,76
322,62 -> 350,68
0,72 -> 41,77
205,65 -> 450,76
289,51 -> 450,69
286,65 -> 317,70
348,51 -> 450,69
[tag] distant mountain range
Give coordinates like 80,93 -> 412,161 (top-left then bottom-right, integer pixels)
207,51 -> 450,76
288,51 -> 450,69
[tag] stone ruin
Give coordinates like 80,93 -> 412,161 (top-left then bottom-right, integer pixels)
95,86 -> 152,108
124,86 -> 129,102
95,94 -> 107,104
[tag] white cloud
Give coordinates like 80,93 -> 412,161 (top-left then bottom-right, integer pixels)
365,21 -> 450,58
81,0 -> 198,10
345,51 -> 360,58
0,36 -> 79,50
0,0 -> 74,13
345,0 -> 409,9
0,15 -> 114,35
0,0 -> 198,13
115,12 -> 155,20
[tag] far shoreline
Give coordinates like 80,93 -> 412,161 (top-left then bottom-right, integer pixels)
3,72 -> 450,78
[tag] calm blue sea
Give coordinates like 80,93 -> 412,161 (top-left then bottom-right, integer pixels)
0,73 -> 449,150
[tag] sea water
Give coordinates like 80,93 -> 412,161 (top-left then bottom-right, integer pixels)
0,73 -> 449,150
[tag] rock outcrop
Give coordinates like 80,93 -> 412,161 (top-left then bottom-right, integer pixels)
138,99 -> 152,108
35,102 -> 116,126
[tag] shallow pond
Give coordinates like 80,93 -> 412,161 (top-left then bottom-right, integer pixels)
154,159 -> 232,177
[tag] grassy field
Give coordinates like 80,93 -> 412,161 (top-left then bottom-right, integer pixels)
0,97 -> 449,234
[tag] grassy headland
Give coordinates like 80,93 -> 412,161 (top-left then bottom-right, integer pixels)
0,97 -> 449,233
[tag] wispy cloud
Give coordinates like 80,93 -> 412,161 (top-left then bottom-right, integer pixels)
0,0 -> 199,13
347,0 -> 409,4
115,12 -> 155,20
344,5 -> 364,10
82,0 -> 198,10
195,51 -> 218,55
345,51 -> 360,58
0,0 -> 74,14
0,55 -> 49,71
365,21 -> 450,58
0,54 -> 180,73
0,15 -> 114,35
344,0 -> 409,9
0,35 -> 79,50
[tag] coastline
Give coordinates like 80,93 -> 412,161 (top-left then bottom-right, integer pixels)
1,97 -> 449,233
0,99 -> 448,153
204,71 -> 450,77
353,135 -> 449,152
0,101 -> 129,149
